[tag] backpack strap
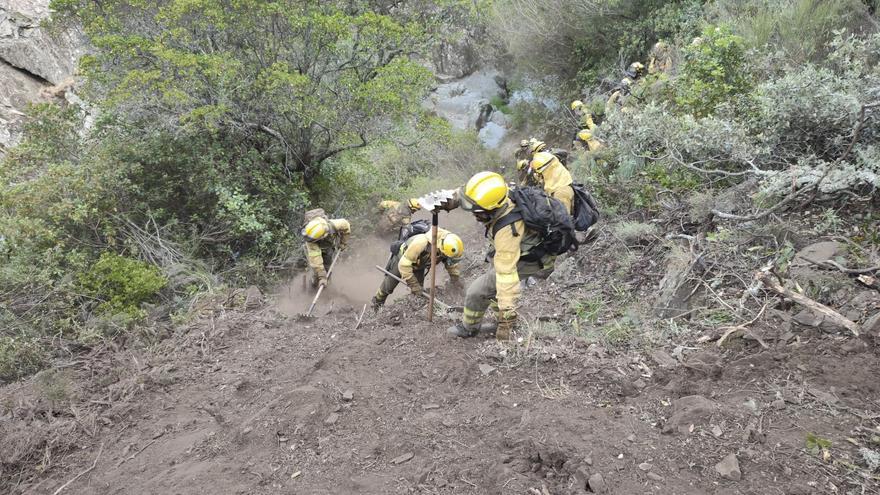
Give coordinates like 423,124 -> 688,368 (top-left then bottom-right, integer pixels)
490,211 -> 522,238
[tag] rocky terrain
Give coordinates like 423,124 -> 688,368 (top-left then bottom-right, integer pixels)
3,211 -> 880,494
0,0 -> 87,152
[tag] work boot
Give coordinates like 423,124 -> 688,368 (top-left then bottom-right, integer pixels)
371,296 -> 384,311
478,322 -> 497,335
447,322 -> 478,338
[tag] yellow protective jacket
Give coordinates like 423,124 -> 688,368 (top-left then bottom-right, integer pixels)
530,152 -> 574,214
482,199 -> 544,315
397,228 -> 461,286
378,200 -> 411,228
304,218 -> 351,278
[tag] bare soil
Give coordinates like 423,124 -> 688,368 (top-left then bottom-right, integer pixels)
3,225 -> 880,494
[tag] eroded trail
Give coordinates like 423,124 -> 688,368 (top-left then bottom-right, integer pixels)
12,265 -> 880,494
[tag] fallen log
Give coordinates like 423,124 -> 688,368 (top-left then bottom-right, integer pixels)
756,270 -> 860,337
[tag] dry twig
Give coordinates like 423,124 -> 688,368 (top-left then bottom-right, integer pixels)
52,443 -> 104,495
715,304 -> 769,348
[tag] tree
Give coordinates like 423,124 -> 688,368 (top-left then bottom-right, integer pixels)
54,0 -> 436,187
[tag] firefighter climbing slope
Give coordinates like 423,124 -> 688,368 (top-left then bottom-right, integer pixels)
429,172 -> 577,341
377,199 -> 420,237
372,223 -> 465,309
302,209 -> 350,288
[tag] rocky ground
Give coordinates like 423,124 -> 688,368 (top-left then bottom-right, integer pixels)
3,215 -> 880,495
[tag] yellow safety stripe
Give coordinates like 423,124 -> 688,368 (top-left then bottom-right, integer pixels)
463,308 -> 484,325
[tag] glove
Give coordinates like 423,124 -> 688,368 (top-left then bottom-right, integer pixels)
495,310 -> 517,342
317,275 -> 328,288
407,280 -> 423,296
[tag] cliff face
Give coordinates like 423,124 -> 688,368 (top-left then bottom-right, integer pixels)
0,0 -> 86,153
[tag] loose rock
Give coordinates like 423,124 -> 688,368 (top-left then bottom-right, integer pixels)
665,395 -> 717,434
478,363 -> 496,376
324,413 -> 339,426
715,453 -> 741,481
650,349 -> 679,368
588,473 -> 607,494
341,389 -> 354,402
647,472 -> 664,481
638,462 -> 652,471
391,452 -> 414,465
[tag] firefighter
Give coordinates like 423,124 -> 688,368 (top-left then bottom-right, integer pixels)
301,211 -> 351,287
571,100 -> 603,151
377,199 -> 420,236
439,172 -> 556,341
371,229 -> 464,309
529,151 -> 574,214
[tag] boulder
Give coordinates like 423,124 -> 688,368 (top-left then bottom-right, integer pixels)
793,241 -> 845,266
655,245 -> 700,318
0,1 -> 87,153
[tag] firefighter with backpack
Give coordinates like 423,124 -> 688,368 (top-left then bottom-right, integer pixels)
301,209 -> 351,288
529,150 -> 575,215
371,223 -> 465,310
377,199 -> 420,236
433,172 -> 578,341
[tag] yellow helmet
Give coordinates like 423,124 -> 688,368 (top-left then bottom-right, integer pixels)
577,129 -> 592,141
628,62 -> 645,77
302,218 -> 330,242
530,151 -> 557,173
570,100 -> 584,111
528,139 -> 546,154
461,171 -> 508,212
407,198 -> 421,212
439,233 -> 464,259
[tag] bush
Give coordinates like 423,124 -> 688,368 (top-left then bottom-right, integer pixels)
78,252 -> 167,319
708,0 -> 874,64
613,221 -> 659,243
0,337 -> 47,384
675,25 -> 753,117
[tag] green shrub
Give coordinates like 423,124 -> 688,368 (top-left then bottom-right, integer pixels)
78,253 -> 167,319
708,0 -> 873,64
675,24 -> 752,117
0,337 -> 47,384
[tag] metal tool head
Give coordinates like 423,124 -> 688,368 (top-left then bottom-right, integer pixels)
415,189 -> 456,211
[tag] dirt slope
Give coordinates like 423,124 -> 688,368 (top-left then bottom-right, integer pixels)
5,237 -> 880,495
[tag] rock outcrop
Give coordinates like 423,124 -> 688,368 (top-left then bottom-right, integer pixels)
0,0 -> 86,153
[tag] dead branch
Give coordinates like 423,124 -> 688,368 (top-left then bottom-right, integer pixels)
715,304 -> 769,348
756,270 -> 860,337
801,257 -> 880,275
354,304 -> 367,330
712,101 -> 879,222
53,443 -> 104,495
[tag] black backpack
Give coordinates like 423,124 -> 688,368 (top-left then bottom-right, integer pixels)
572,184 -> 600,231
390,219 -> 430,254
549,148 -> 570,167
491,187 -> 578,262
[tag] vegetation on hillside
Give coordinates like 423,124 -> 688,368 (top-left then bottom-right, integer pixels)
1,0 -> 878,384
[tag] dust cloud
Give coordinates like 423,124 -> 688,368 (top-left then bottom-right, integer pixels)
272,207 -> 484,317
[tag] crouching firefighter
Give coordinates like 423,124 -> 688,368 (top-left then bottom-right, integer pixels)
372,225 -> 465,309
434,172 -> 577,341
377,199 -> 421,236
301,209 -> 351,288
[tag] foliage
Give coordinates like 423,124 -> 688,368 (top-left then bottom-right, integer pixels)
708,0 -> 874,64
613,221 -> 659,243
488,0 -> 703,88
675,25 -> 752,117
78,252 -> 167,319
0,337 -> 47,384
54,0 -> 436,188
599,31 -> 880,213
